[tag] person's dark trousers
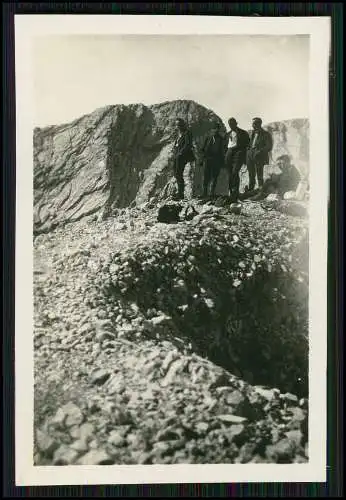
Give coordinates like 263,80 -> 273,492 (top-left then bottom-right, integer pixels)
225,149 -> 243,202
247,152 -> 265,191
238,188 -> 260,201
238,178 -> 277,201
203,159 -> 221,197
173,155 -> 187,199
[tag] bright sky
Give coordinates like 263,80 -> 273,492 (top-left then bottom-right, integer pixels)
33,35 -> 309,129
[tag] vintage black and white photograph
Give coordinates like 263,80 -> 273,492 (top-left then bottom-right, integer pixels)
15,15 -> 329,485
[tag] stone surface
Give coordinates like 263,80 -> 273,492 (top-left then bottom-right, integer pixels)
216,414 -> 247,424
78,449 -> 114,465
53,445 -> 79,465
34,101 -> 225,234
62,402 -> 84,427
36,429 -> 59,456
90,369 -> 111,386
108,431 -> 126,448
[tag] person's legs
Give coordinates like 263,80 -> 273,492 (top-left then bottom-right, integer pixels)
247,154 -> 256,191
256,162 -> 265,188
225,149 -> 234,198
228,154 -> 242,202
228,165 -> 235,199
210,161 -> 221,197
232,158 -> 242,201
238,188 -> 260,201
175,156 -> 186,199
202,159 -> 212,197
249,179 -> 278,201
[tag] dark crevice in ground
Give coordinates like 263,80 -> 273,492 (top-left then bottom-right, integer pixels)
102,216 -> 309,399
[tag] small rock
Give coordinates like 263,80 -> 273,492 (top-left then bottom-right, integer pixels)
108,431 -> 126,447
150,315 -> 172,327
79,422 -> 95,442
161,351 -> 179,372
280,392 -> 299,404
195,422 -> 209,434
78,449 -> 114,465
209,373 -> 234,390
61,402 -> 84,427
236,443 -> 257,463
225,390 -> 245,407
53,445 -> 79,465
299,398 -> 308,409
215,386 -> 234,395
229,423 -> 246,442
287,407 -> 307,431
137,452 -> 153,464
87,400 -> 101,414
266,438 -> 296,463
285,429 -> 303,447
70,439 -> 89,453
50,407 -> 66,427
160,359 -> 185,387
153,441 -> 170,453
216,414 -> 247,424
90,369 -> 111,386
96,330 -> 115,343
271,428 -> 281,444
156,427 -> 182,442
88,440 -> 99,450
36,429 -> 59,457
250,454 -> 269,463
107,376 -> 126,395
69,426 -> 81,439
254,387 -> 277,401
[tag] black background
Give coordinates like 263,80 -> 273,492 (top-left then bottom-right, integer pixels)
2,2 -> 343,497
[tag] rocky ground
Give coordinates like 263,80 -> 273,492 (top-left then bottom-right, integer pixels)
34,198 -> 309,466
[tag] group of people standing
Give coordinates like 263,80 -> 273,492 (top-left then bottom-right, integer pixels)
172,116 -> 301,202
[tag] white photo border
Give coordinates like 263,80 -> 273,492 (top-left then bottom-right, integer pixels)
15,14 -> 330,486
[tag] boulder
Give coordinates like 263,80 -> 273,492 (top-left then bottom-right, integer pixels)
34,100 -> 225,233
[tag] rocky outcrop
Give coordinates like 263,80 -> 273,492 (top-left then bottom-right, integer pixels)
33,101 -> 309,233
33,101 -> 225,234
265,119 -> 309,176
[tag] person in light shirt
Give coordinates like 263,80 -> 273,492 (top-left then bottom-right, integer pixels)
224,118 -> 250,202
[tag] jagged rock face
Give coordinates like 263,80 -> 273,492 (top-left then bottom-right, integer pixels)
265,119 -> 309,176
34,101 -> 225,233
33,100 -> 309,233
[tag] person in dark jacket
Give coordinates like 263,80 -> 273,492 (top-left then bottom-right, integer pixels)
201,121 -> 225,198
239,154 -> 301,201
172,118 -> 195,200
224,118 -> 250,202
247,117 -> 273,191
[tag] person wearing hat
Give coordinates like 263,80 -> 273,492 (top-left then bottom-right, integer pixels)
172,118 -> 195,200
224,118 -> 250,202
200,121 -> 226,198
247,117 -> 273,191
